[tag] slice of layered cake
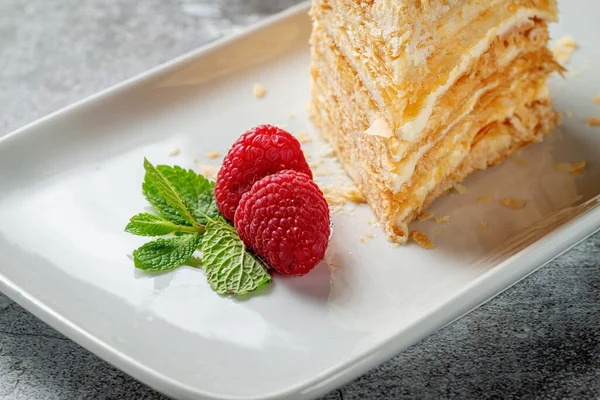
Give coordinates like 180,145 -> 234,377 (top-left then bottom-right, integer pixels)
309,0 -> 562,243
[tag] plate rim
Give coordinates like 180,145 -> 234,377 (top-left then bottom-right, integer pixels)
1,2 -> 599,399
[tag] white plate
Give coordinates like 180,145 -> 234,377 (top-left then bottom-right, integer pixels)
1,2 -> 599,399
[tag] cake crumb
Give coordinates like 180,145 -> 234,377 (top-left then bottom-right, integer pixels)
572,161 -> 587,175
593,96 -> 600,105
409,230 -> 435,249
168,148 -> 181,157
321,185 -> 366,205
453,184 -> 468,194
288,113 -> 295,119
477,196 -> 493,204
253,83 -> 267,98
296,131 -> 312,144
435,216 -> 450,224
197,164 -> 219,180
480,221 -> 488,230
500,198 -> 527,210
360,237 -> 367,243
587,117 -> 600,126
389,242 -> 401,249
365,231 -> 376,238
552,36 -> 578,65
205,151 -> 221,159
418,211 -> 435,221
367,218 -> 381,228
566,110 -> 573,118
556,161 -> 586,175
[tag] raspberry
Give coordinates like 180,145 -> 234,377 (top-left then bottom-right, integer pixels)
234,170 -> 330,276
215,125 -> 312,221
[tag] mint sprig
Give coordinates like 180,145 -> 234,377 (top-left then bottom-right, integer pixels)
126,159 -> 270,296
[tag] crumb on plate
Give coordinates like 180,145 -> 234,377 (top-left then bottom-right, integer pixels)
435,215 -> 450,224
168,148 -> 181,157
453,184 -> 468,194
556,161 -> 586,175
500,197 -> 527,210
587,117 -> 600,126
253,83 -> 267,98
197,164 -> 219,180
409,230 -> 435,249
480,221 -> 488,230
477,196 -> 492,204
205,151 -> 221,159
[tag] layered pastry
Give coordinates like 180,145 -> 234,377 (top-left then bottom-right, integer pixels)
309,0 -> 562,243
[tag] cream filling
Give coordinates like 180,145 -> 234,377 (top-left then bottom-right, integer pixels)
393,83 -> 552,222
397,8 -> 556,142
389,83 -> 497,192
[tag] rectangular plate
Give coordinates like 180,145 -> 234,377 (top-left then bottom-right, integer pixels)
1,2 -> 599,399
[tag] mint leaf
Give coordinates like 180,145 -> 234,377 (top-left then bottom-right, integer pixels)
133,234 -> 202,272
201,219 -> 271,296
126,213 -> 204,237
126,213 -> 181,236
142,161 -> 219,226
142,159 -> 198,227
157,165 -> 219,225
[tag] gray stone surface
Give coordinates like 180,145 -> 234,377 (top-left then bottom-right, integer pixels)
0,0 -> 598,399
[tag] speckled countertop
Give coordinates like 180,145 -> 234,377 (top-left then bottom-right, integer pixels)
1,1 -> 599,399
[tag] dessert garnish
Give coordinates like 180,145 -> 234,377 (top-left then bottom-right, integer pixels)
125,125 -> 329,296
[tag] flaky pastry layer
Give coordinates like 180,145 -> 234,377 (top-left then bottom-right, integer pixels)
309,28 -> 557,242
311,0 -> 559,140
